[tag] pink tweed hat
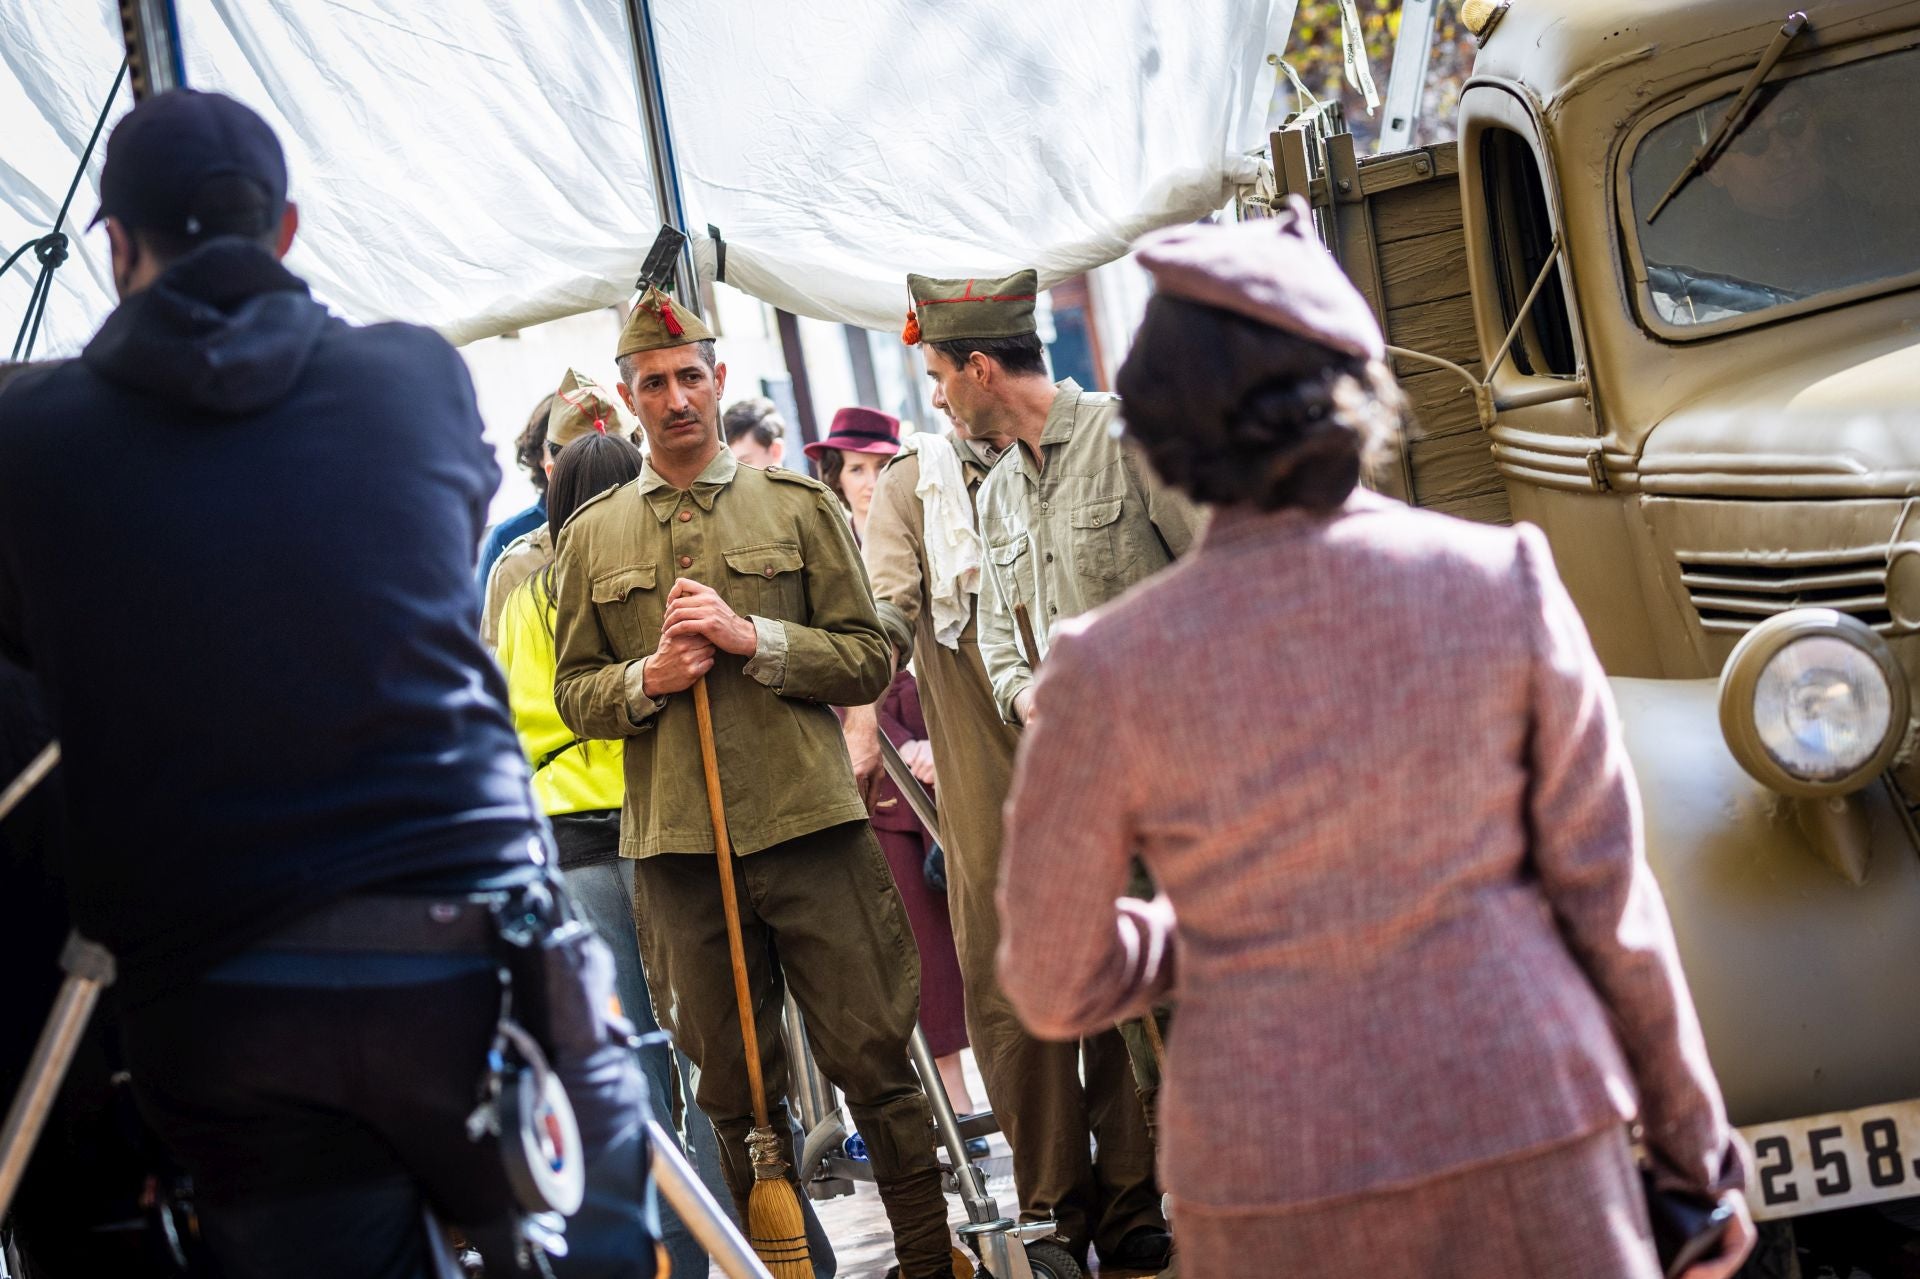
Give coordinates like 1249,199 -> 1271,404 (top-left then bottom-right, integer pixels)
1133,196 -> 1385,361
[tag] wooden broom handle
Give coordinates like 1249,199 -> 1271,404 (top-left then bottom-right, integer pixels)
691,676 -> 771,1130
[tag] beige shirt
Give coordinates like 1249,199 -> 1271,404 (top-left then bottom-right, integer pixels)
974,379 -> 1206,721
481,524 -> 552,650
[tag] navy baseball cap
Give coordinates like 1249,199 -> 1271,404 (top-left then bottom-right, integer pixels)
92,89 -> 287,238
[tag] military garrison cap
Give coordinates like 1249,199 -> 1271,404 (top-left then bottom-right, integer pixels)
616,286 -> 715,360
548,368 -> 629,449
902,271 -> 1038,345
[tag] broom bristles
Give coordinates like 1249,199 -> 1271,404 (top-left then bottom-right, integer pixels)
746,1177 -> 814,1278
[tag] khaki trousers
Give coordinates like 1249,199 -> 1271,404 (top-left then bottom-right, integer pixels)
631,822 -> 953,1279
923,638 -> 1164,1260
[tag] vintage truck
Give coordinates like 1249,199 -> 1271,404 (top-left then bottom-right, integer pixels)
1275,0 -> 1920,1256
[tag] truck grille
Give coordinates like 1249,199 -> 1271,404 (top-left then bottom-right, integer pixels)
1678,552 -> 1893,635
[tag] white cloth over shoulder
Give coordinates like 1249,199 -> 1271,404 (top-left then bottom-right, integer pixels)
900,434 -> 982,651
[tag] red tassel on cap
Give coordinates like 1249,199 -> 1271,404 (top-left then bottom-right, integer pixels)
658,299 -> 684,338
901,310 -> 921,345
593,418 -> 606,434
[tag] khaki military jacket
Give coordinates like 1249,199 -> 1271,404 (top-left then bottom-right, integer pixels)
481,524 -> 552,650
974,380 -> 1205,722
552,449 -> 891,858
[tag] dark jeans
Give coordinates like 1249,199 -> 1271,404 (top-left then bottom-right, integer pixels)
120,949 -> 660,1279
565,857 -> 725,1278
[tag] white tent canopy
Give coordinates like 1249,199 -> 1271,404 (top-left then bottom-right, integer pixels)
0,0 -> 1296,354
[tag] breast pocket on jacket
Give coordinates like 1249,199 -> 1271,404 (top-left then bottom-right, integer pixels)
722,541 -> 806,620
986,535 -> 1036,611
1069,492 -> 1140,583
590,563 -> 659,656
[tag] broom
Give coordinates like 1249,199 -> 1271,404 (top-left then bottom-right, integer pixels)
691,677 -> 815,1278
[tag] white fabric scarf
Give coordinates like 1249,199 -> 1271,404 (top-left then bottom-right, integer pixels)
899,434 -> 983,650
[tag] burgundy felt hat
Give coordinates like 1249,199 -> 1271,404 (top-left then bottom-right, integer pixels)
804,407 -> 902,461
1133,196 -> 1385,361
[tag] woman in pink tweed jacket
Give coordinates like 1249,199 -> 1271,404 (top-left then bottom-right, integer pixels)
996,206 -> 1753,1279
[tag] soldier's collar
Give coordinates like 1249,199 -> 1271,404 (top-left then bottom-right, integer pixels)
1038,378 -> 1085,446
638,446 -> 738,520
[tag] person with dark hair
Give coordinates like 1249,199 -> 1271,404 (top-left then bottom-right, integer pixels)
722,396 -> 786,468
904,269 -> 1195,1277
996,204 -> 1754,1279
475,391 -> 556,598
0,90 -> 662,1278
907,271 -> 1203,728
482,372 -> 622,649
554,289 -> 955,1278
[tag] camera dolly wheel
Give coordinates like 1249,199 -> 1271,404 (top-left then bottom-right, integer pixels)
1018,1240 -> 1084,1279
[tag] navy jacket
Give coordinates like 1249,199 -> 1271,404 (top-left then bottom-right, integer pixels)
0,241 -> 543,1004
477,496 -> 546,595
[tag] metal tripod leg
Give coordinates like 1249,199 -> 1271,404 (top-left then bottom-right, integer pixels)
0,932 -> 115,1222
784,992 -> 859,1197
907,1024 -> 1050,1279
651,1119 -> 773,1279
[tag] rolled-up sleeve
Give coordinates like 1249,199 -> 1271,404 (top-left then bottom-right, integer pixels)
997,621 -> 1172,1039
977,543 -> 1034,724
1518,524 -> 1745,1198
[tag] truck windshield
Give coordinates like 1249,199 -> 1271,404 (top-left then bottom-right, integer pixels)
1628,45 -> 1920,330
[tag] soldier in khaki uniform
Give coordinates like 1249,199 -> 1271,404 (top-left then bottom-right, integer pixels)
552,289 -> 954,1279
907,271 -> 1203,1275
481,369 -> 626,649
854,401 -> 1168,1271
924,278 -> 1205,727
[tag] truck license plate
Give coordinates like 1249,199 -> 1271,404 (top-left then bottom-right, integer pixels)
1740,1099 -> 1920,1220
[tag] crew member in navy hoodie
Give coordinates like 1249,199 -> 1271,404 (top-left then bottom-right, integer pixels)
0,91 -> 660,1279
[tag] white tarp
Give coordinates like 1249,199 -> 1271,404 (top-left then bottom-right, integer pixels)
1,0 -> 1294,354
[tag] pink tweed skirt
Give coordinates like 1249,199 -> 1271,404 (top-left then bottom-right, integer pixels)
1171,1125 -> 1661,1279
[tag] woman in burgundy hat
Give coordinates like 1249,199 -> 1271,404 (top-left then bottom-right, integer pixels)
808,408 -> 979,1121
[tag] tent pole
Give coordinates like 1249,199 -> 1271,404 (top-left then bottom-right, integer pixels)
119,0 -> 186,101
1377,0 -> 1440,153
621,0 -> 702,318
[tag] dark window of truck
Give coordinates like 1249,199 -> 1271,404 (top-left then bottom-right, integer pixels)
1628,46 -> 1920,333
1481,127 -> 1577,377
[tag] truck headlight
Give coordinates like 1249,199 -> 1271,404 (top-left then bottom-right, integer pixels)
1719,610 -> 1909,797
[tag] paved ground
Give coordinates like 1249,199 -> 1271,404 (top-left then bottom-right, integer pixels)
799,1052 -> 1158,1278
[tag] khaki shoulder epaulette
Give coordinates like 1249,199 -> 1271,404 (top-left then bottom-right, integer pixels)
764,465 -> 833,495
562,479 -> 627,529
497,528 -> 539,557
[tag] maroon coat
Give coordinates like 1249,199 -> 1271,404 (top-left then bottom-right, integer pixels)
868,671 -> 968,1057
871,674 -> 928,835
997,491 -> 1743,1212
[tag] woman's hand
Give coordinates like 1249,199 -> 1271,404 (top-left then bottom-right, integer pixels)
900,738 -> 937,787
1677,1191 -> 1756,1279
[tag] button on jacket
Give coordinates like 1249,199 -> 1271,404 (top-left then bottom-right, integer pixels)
974,380 -> 1205,721
552,450 -> 892,858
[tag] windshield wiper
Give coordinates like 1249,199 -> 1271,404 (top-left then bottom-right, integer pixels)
1646,11 -> 1809,224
